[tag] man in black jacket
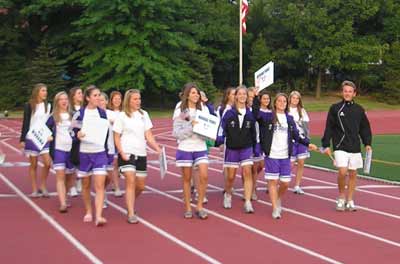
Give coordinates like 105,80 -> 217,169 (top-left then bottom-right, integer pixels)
322,81 -> 372,212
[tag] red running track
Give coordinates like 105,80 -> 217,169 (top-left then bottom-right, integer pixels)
1,117 -> 400,264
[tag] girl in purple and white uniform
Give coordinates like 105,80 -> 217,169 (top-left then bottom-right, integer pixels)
72,85 -> 109,226
46,92 -> 74,212
173,83 -> 209,220
20,83 -> 52,198
216,86 -> 257,213
288,91 -> 311,195
256,93 -> 317,219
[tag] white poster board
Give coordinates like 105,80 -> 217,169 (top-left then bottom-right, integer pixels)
80,118 -> 109,145
254,61 -> 274,91
193,111 -> 220,140
26,124 -> 52,150
159,147 -> 167,179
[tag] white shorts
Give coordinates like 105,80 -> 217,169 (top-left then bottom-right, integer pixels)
334,150 -> 363,170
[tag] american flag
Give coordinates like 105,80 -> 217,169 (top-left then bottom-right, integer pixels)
241,0 -> 249,33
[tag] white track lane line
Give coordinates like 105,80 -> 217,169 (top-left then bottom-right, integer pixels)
0,137 -> 222,264
0,172 -> 103,264
151,164 -> 400,248
159,142 -> 400,220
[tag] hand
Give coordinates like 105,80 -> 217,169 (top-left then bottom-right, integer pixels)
20,141 -> 25,149
120,153 -> 130,161
191,120 -> 198,126
219,144 -> 224,153
308,143 -> 317,152
47,136 -> 53,142
365,145 -> 372,152
77,131 -> 85,139
323,147 -> 332,157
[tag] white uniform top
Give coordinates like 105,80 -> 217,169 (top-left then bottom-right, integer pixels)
106,109 -> 119,154
238,107 -> 246,128
80,108 -> 107,153
31,102 -> 51,128
113,110 -> 153,156
55,113 -> 72,152
289,107 -> 309,136
270,113 -> 289,159
173,106 -> 208,152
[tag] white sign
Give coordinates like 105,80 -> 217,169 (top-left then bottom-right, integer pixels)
159,147 -> 167,179
193,111 -> 220,140
26,124 -> 52,151
254,61 -> 274,91
80,118 -> 109,146
363,149 -> 372,174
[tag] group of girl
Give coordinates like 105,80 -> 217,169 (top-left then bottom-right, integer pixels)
172,83 -> 316,220
20,82 -> 316,225
20,83 -> 161,226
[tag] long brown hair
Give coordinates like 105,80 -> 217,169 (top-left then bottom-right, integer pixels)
220,87 -> 235,113
52,91 -> 70,124
180,82 -> 202,112
108,91 -> 123,111
68,86 -> 82,112
289,90 -> 304,119
123,89 -> 143,117
259,90 -> 272,110
83,85 -> 99,107
272,93 -> 289,125
29,83 -> 48,114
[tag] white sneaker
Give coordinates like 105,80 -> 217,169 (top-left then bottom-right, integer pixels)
244,200 -> 254,214
114,189 -> 123,197
76,180 -> 82,193
336,198 -> 346,211
195,192 -> 208,204
272,208 -> 281,219
251,192 -> 258,201
103,195 -> 108,209
277,198 -> 282,214
223,192 -> 232,209
345,200 -> 357,212
69,187 -> 78,197
293,186 -> 305,195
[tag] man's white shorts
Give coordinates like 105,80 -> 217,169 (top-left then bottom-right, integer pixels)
334,150 -> 363,170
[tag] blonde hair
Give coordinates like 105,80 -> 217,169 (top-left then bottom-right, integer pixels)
123,89 -> 143,117
52,91 -> 70,124
289,90 -> 304,119
234,85 -> 248,112
29,83 -> 48,114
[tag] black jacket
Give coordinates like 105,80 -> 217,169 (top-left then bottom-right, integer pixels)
256,111 -> 309,157
321,100 -> 372,153
216,107 -> 257,149
20,102 -> 52,142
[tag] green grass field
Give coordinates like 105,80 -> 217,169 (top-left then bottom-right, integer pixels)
308,135 -> 400,182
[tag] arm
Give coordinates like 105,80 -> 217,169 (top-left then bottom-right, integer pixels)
321,105 -> 335,149
20,103 -> 31,145
113,132 -> 128,161
359,108 -> 372,151
215,114 -> 227,147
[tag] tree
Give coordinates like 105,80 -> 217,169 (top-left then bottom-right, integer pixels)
382,42 -> 400,104
25,38 -> 68,96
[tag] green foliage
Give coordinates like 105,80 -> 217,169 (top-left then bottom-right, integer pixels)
25,38 -> 68,97
1,0 -> 400,106
382,42 -> 400,104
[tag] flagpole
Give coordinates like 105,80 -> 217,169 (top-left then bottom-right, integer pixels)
239,0 -> 243,86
